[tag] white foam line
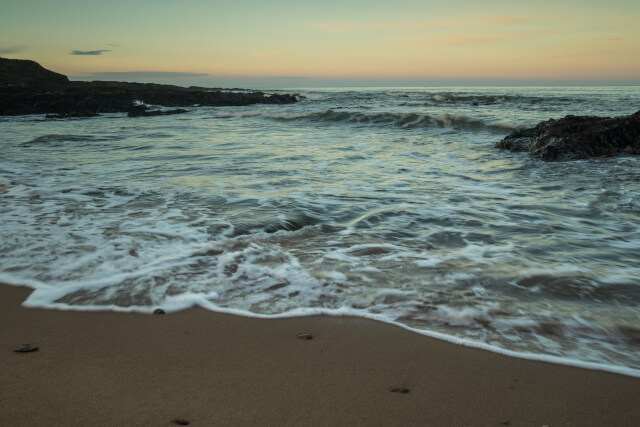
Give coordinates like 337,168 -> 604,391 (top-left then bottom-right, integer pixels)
3,275 -> 640,379
0,273 -> 51,290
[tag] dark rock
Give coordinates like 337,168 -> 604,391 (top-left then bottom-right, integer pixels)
497,110 -> 640,160
46,111 -> 99,119
172,418 -> 190,425
153,309 -> 166,315
14,344 -> 39,353
0,57 -> 299,116
390,387 -> 410,393
127,106 -> 188,117
297,333 -> 313,340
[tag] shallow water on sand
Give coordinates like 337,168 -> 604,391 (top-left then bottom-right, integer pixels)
1,86 -> 640,375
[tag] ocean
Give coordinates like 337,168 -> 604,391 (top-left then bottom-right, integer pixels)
1,86 -> 639,376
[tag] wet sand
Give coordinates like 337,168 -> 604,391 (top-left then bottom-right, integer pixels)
1,283 -> 639,426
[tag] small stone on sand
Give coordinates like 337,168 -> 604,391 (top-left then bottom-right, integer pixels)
153,309 -> 165,315
297,333 -> 313,340
390,387 -> 410,394
173,418 -> 189,425
14,344 -> 38,353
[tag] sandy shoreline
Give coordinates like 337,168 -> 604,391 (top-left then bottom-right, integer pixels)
1,283 -> 639,426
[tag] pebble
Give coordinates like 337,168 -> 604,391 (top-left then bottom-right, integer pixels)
14,344 -> 38,353
153,309 -> 166,315
297,333 -> 313,340
390,387 -> 410,394
173,418 -> 189,425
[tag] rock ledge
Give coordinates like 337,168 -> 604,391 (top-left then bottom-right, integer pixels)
0,57 -> 299,116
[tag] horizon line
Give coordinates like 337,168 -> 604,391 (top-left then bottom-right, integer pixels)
68,74 -> 640,89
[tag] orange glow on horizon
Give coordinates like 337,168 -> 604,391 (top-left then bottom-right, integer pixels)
2,1 -> 639,84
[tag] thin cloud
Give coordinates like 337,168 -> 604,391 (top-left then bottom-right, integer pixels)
434,34 -> 513,46
409,29 -> 566,47
0,45 -> 27,54
312,21 -> 408,33
107,44 -> 121,47
311,15 -> 537,33
70,49 -> 111,56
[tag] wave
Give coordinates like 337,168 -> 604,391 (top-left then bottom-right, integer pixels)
214,109 -> 522,132
382,93 -> 582,107
429,93 -> 582,106
433,94 -> 508,104
23,134 -> 122,145
231,211 -> 323,236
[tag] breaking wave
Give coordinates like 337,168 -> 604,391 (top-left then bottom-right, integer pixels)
213,109 -> 522,132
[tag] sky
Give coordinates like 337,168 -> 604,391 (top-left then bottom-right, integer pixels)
1,0 -> 640,87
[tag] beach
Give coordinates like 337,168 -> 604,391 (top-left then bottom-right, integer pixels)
3,2 -> 640,424
2,283 -> 639,426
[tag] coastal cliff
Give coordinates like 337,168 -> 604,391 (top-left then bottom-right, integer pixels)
0,57 -> 298,116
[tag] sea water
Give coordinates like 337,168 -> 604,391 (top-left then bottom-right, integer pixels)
1,86 -> 639,376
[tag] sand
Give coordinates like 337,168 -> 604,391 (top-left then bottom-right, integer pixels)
1,283 -> 639,426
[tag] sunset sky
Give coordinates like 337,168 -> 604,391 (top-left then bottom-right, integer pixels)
1,0 -> 639,87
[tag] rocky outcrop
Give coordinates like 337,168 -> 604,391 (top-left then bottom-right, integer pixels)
0,57 -> 299,116
497,110 -> 640,160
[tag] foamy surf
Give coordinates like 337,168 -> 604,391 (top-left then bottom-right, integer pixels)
2,86 -> 640,377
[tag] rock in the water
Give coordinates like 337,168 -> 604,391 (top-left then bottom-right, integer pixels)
153,308 -> 166,315
14,344 -> 39,353
127,106 -> 189,117
46,111 -> 99,119
496,110 -> 640,160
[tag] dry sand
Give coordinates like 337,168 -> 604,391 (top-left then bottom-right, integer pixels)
1,283 -> 639,426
